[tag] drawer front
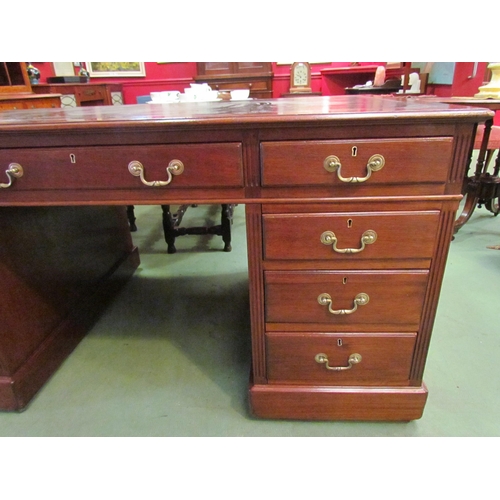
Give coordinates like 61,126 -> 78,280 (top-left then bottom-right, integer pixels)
266,332 -> 415,386
75,86 -> 107,102
0,143 -> 243,191
0,98 -> 59,110
211,80 -> 270,91
261,138 -> 453,187
263,210 -> 440,261
265,270 -> 428,330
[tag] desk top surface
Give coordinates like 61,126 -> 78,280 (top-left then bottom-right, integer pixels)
0,96 -> 493,133
411,95 -> 500,111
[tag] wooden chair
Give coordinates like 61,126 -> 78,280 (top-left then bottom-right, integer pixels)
127,204 -> 236,253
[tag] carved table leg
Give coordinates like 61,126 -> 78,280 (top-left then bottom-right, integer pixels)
126,205 -> 137,232
454,119 -> 493,234
454,187 -> 479,234
485,151 -> 500,216
221,204 -> 234,252
161,205 -> 178,254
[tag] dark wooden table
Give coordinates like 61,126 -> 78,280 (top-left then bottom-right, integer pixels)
412,97 -> 500,233
0,96 -> 492,420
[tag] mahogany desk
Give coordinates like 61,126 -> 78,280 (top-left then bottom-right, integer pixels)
0,96 -> 492,420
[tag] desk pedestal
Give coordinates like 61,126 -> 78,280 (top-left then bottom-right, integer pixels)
0,206 -> 139,410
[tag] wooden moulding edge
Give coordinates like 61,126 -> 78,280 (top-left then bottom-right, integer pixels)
249,383 -> 428,421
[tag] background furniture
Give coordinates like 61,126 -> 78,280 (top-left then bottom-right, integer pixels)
423,97 -> 500,232
32,82 -> 123,107
0,93 -> 61,110
195,62 -> 272,99
127,203 -> 236,253
345,80 -> 402,95
0,97 -> 490,419
162,204 -> 235,253
0,62 -> 60,110
454,99 -> 500,229
321,63 -> 413,95
0,62 -> 31,93
281,92 -> 322,98
471,122 -> 500,217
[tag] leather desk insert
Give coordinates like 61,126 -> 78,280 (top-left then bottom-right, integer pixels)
0,96 -> 492,420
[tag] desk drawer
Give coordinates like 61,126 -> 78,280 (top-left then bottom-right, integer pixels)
265,270 -> 428,331
212,80 -> 269,91
261,137 -> 453,187
263,210 -> 440,262
266,332 -> 415,386
75,86 -> 107,103
0,143 -> 243,191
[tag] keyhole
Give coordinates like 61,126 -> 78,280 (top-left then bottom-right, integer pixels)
343,277 -> 348,285
337,339 -> 343,346
352,146 -> 358,157
69,154 -> 76,164
347,219 -> 353,228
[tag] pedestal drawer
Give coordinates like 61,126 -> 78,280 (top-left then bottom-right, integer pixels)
0,143 -> 243,191
261,137 -> 452,187
265,270 -> 428,331
263,210 -> 440,262
266,332 -> 416,386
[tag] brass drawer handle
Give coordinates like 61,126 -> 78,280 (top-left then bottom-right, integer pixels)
128,159 -> 184,187
317,292 -> 369,315
315,352 -> 362,371
320,229 -> 377,254
323,154 -> 385,183
1,163 -> 23,189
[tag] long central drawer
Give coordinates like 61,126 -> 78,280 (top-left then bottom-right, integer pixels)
0,143 -> 243,191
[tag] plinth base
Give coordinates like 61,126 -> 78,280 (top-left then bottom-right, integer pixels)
249,383 -> 428,421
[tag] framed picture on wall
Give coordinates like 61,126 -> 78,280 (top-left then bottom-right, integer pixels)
86,62 -> 146,77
